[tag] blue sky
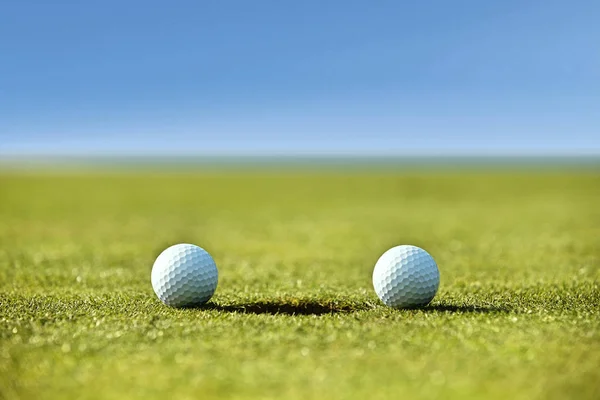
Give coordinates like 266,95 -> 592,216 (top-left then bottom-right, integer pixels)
1,0 -> 598,155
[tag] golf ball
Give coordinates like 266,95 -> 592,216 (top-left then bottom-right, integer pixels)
372,245 -> 440,308
151,243 -> 218,307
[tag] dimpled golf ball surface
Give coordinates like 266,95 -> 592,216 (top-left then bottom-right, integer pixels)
373,245 -> 440,308
151,244 -> 218,307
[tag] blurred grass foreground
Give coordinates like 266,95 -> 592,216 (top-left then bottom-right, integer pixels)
0,156 -> 599,400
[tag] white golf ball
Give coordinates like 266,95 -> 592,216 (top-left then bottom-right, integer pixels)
372,245 -> 440,308
151,243 -> 218,307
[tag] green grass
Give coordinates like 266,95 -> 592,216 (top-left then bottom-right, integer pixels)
1,168 -> 599,400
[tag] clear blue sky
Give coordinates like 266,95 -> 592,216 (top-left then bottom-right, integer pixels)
1,0 -> 598,155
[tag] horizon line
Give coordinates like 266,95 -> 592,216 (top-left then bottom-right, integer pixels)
1,150 -> 600,159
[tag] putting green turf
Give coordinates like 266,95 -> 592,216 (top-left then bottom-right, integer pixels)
1,168 -> 599,399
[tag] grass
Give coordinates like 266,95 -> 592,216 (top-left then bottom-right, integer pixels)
0,167 -> 599,399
